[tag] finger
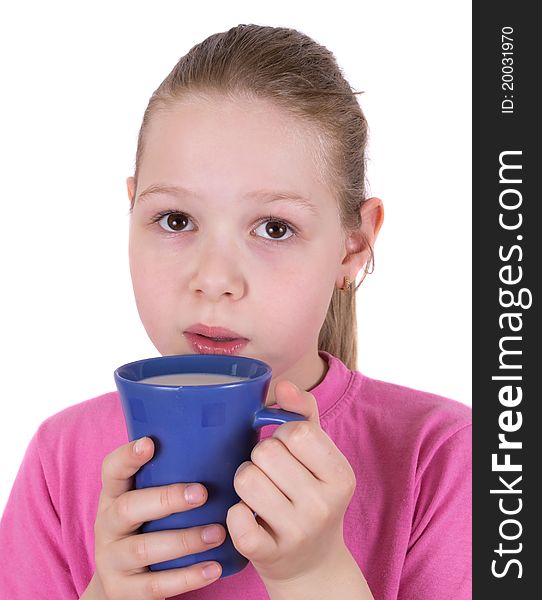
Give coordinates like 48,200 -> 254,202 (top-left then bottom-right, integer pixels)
273,380 -> 320,424
233,461 -> 294,539
124,561 -> 222,599
103,482 -> 209,538
272,420 -> 351,484
109,524 -> 227,571
100,437 -> 155,504
227,500 -> 276,563
250,437 -> 316,505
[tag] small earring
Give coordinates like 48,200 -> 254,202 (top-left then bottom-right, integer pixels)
340,276 -> 351,292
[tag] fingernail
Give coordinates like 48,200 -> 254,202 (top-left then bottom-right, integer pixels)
202,562 -> 221,580
184,484 -> 205,504
236,461 -> 251,475
133,437 -> 146,456
201,525 -> 222,544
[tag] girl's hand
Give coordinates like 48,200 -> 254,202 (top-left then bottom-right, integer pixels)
84,438 -> 226,600
226,380 -> 357,587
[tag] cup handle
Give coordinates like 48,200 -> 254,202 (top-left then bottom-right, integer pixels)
252,407 -> 307,429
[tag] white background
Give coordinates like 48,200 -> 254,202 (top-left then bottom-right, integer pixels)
0,0 -> 471,513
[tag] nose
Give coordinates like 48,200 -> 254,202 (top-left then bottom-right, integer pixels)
188,238 -> 246,302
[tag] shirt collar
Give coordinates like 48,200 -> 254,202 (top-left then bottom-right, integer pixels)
307,350 -> 355,417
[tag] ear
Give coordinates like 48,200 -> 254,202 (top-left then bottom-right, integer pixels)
126,176 -> 136,206
337,197 -> 384,286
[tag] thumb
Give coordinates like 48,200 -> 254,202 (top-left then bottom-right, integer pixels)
273,379 -> 320,425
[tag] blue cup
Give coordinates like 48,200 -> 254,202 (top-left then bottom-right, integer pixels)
114,354 -> 306,578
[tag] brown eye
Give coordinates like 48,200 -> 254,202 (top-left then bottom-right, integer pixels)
166,213 -> 188,231
254,219 -> 294,242
266,221 -> 287,238
156,212 -> 194,232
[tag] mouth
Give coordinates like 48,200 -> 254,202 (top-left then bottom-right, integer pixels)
183,332 -> 249,355
185,323 -> 246,338
183,323 -> 249,355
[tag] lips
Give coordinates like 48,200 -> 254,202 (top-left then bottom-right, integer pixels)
183,323 -> 249,356
184,323 -> 247,341
184,333 -> 249,355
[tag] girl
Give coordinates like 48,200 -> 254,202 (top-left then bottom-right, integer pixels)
0,24 -> 471,599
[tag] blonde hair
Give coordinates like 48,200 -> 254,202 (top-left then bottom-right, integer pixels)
130,24 -> 374,371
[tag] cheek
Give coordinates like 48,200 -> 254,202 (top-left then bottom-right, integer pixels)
280,248 -> 337,329
257,272 -> 332,372
255,267 -> 331,335
129,241 -> 178,322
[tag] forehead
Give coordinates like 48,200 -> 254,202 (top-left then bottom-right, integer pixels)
138,95 -> 333,199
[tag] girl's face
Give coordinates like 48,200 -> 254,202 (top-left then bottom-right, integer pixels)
127,95 -> 352,398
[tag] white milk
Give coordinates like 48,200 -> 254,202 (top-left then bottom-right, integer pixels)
139,373 -> 249,386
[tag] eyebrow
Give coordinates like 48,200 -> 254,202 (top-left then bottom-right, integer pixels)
136,184 -> 318,216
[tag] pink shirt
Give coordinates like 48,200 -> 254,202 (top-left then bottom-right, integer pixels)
0,351 -> 472,599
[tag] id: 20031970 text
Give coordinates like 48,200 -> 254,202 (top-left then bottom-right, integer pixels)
501,26 -> 515,114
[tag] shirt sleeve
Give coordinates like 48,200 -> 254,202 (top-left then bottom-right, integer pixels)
0,428 -> 79,599
398,424 -> 472,600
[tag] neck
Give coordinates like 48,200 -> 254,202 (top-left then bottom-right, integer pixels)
265,351 -> 328,406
